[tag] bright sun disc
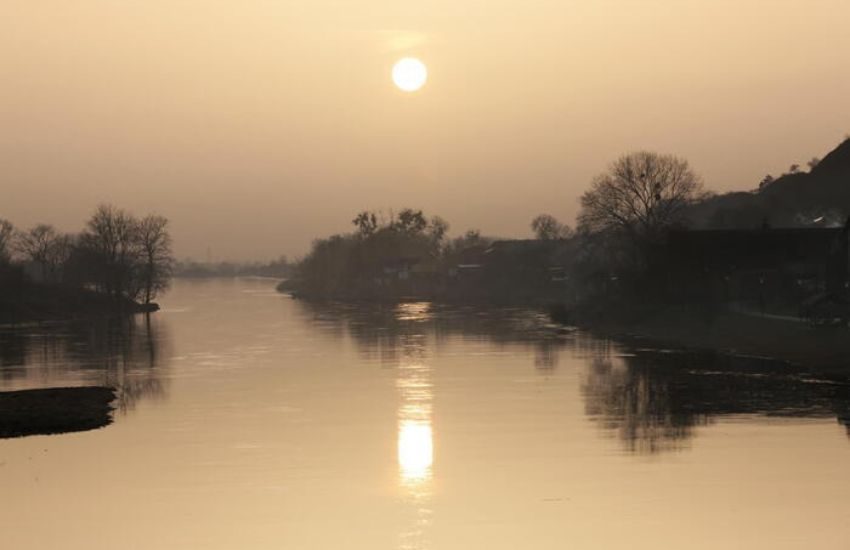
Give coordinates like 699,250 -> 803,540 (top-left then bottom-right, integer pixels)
392,58 -> 427,92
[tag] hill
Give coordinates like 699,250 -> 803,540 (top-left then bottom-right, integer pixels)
686,138 -> 850,228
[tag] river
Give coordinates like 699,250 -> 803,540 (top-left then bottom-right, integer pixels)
1,277 -> 849,549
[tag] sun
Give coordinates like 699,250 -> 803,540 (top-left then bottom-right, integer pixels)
392,57 -> 427,92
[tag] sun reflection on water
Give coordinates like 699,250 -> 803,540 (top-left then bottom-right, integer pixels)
395,327 -> 434,549
394,302 -> 433,322
398,420 -> 433,483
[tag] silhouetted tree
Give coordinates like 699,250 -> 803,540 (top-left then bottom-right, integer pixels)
807,157 -> 820,170
15,224 -> 60,280
0,219 -> 15,265
352,211 -> 378,236
758,174 -> 775,191
45,233 -> 74,281
578,151 -> 705,244
294,208 -> 453,298
788,163 -> 800,174
79,205 -> 141,300
393,208 -> 428,234
531,214 -> 572,240
427,216 -> 449,252
135,215 -> 174,304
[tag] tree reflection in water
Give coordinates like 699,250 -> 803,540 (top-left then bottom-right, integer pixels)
296,300 -> 850,455
583,348 -> 850,453
0,314 -> 170,412
294,300 -> 568,371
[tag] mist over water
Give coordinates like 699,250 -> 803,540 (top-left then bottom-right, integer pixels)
1,278 -> 849,549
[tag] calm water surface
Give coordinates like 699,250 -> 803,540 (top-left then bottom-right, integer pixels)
1,278 -> 849,549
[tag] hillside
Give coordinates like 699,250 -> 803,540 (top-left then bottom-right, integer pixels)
686,138 -> 850,229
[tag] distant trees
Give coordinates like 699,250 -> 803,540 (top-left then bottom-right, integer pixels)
531,214 -> 572,240
441,229 -> 492,268
294,208 -> 453,298
578,151 -> 705,244
174,256 -> 291,278
0,205 -> 174,306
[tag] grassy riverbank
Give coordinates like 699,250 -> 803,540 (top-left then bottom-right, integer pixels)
0,386 -> 116,438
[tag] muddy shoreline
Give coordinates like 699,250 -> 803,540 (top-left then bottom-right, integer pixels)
0,386 -> 116,438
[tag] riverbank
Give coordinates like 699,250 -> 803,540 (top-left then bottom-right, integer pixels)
574,304 -> 850,372
0,282 -> 158,325
0,386 -> 116,438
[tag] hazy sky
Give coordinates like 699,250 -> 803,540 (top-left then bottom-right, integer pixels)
3,0 -> 850,260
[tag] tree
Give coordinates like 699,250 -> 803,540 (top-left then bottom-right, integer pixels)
788,164 -> 800,174
45,233 -> 74,281
578,151 -> 705,243
393,208 -> 428,234
135,215 -> 174,304
352,211 -> 378,236
15,224 -> 60,280
0,219 -> 15,265
427,216 -> 449,251
80,204 -> 141,299
758,174 -> 775,191
807,157 -> 820,171
531,214 -> 572,240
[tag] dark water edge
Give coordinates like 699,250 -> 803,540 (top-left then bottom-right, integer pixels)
282,281 -> 850,371
571,305 -> 850,373
0,386 -> 115,438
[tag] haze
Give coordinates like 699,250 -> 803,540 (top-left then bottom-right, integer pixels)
3,0 -> 850,260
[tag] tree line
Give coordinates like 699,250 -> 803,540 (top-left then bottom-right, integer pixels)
286,208 -> 491,298
285,150 -> 706,301
0,204 -> 174,305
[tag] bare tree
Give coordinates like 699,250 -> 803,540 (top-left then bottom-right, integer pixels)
531,214 -> 572,240
15,224 -> 60,280
80,204 -> 140,299
0,219 -> 15,265
46,233 -> 75,282
578,151 -> 705,242
135,214 -> 174,304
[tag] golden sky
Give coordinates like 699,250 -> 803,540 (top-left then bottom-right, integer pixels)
2,0 -> 849,260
